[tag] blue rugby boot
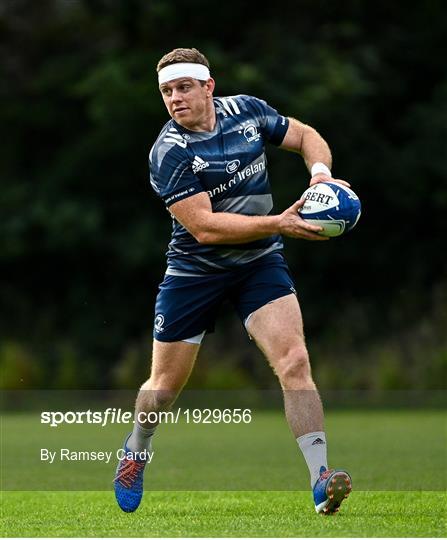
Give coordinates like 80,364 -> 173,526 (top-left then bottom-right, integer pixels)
313,466 -> 352,514
114,434 -> 149,512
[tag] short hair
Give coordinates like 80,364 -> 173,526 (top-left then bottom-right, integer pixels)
156,48 -> 210,73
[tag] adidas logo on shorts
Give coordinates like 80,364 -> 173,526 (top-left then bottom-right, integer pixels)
192,155 -> 210,174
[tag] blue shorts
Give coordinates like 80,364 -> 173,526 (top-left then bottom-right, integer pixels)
153,252 -> 296,343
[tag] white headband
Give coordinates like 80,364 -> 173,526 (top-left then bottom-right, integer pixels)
158,62 -> 210,85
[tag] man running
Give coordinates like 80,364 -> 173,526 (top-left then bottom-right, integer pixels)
114,47 -> 352,515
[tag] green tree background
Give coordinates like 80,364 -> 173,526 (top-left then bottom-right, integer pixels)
1,0 -> 446,390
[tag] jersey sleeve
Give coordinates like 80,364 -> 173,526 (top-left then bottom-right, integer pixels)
149,140 -> 204,207
243,95 -> 289,146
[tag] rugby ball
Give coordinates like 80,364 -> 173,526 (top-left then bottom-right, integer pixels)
299,182 -> 361,237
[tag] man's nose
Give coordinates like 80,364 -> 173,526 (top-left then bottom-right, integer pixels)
171,89 -> 183,102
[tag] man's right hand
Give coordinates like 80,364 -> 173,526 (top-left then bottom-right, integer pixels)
277,199 -> 329,241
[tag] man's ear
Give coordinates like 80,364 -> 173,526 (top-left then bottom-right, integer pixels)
206,77 -> 215,96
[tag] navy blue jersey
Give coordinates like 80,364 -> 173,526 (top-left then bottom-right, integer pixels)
149,94 -> 289,275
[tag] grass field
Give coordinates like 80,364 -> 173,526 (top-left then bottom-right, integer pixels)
2,490 -> 446,537
1,408 -> 446,536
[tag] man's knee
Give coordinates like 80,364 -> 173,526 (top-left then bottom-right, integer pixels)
274,344 -> 312,386
139,381 -> 179,411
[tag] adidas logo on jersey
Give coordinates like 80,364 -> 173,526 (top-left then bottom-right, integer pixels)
192,155 -> 210,174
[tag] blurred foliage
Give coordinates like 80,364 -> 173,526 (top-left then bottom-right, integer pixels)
0,0 -> 446,389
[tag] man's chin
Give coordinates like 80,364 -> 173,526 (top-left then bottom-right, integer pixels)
174,115 -> 194,129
